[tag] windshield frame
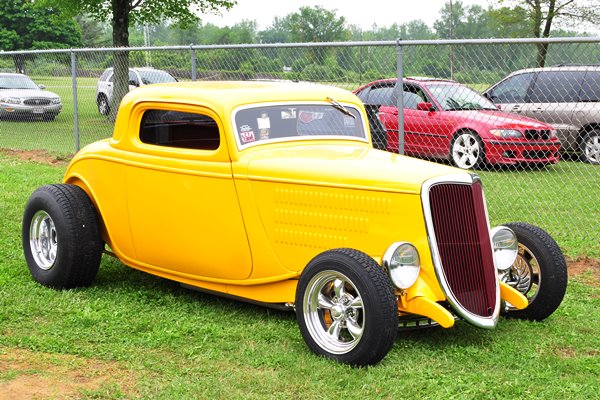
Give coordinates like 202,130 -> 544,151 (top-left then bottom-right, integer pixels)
231,101 -> 370,150
426,83 -> 498,111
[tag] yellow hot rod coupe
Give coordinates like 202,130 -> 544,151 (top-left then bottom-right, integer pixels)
23,81 -> 567,365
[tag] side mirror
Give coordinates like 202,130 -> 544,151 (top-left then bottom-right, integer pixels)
417,102 -> 434,112
38,84 -> 46,90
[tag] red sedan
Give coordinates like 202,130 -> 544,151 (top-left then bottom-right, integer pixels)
355,78 -> 561,169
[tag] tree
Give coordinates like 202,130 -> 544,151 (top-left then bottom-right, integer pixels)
501,0 -> 600,66
47,0 -> 235,117
0,0 -> 81,72
284,6 -> 348,64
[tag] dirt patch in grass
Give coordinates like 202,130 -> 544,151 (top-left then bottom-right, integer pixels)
567,257 -> 600,287
0,348 -> 139,399
0,148 -> 70,165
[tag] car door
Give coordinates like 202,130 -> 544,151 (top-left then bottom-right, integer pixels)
573,70 -> 600,151
125,105 -> 252,281
527,70 -> 584,151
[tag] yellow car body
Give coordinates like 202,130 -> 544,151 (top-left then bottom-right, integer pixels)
63,81 -> 525,325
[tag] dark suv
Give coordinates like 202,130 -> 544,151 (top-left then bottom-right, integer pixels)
484,66 -> 600,164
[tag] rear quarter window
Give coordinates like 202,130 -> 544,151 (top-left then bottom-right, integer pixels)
579,71 -> 600,102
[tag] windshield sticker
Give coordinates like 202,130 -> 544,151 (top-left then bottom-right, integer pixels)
239,125 -> 256,143
298,111 -> 324,124
281,108 -> 297,119
257,112 -> 271,139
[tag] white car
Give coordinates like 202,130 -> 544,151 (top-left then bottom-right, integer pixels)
0,73 -> 62,121
95,67 -> 177,115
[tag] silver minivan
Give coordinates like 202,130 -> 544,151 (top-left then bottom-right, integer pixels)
484,66 -> 600,164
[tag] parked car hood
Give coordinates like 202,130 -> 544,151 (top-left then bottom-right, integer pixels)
451,110 -> 551,129
238,143 -> 464,194
0,89 -> 60,99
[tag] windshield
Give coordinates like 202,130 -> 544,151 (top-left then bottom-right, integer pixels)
0,75 -> 40,90
138,70 -> 177,85
428,84 -> 498,111
234,103 -> 367,148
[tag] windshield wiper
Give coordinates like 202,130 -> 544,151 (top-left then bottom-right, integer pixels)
326,97 -> 355,119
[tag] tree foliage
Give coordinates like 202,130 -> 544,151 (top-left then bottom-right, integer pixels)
500,0 -> 600,66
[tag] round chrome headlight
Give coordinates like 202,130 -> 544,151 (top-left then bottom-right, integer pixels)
382,242 -> 420,289
491,226 -> 518,271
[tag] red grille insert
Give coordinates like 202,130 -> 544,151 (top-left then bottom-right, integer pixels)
428,182 -> 497,317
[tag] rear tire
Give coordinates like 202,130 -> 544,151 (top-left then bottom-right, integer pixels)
22,184 -> 103,289
296,248 -> 398,366
501,222 -> 567,321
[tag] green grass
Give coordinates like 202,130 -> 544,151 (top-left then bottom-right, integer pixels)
0,154 -> 599,399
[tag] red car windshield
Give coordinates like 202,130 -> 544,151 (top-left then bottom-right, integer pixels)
427,84 -> 498,111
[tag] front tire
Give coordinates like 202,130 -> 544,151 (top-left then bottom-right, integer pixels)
296,248 -> 398,366
502,222 -> 567,321
22,184 -> 103,289
450,131 -> 484,169
581,129 -> 600,164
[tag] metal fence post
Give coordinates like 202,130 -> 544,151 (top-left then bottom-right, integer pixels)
70,51 -> 80,152
396,39 -> 405,155
190,45 -> 197,81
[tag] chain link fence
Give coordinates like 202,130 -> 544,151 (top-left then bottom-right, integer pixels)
0,38 -> 598,253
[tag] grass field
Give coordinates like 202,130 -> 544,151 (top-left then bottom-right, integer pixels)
0,153 -> 599,399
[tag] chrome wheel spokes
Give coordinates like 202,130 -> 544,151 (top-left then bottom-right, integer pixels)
303,271 -> 365,354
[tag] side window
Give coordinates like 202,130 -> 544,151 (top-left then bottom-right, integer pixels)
366,86 -> 396,106
139,110 -> 220,150
128,71 -> 140,86
529,71 -> 584,103
99,69 -> 111,82
488,73 -> 534,103
108,73 -> 114,83
404,85 -> 429,110
579,71 -> 600,102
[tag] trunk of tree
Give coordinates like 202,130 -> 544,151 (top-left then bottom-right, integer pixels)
109,0 -> 130,121
534,0 -> 556,68
13,54 -> 26,74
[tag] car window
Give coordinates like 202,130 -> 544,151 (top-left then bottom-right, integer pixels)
404,85 -> 429,109
234,103 -> 366,148
579,71 -> 600,102
366,86 -> 396,106
529,71 -> 585,103
99,69 -> 112,82
0,75 -> 40,90
138,70 -> 177,85
488,72 -> 534,103
139,110 -> 220,150
129,71 -> 140,86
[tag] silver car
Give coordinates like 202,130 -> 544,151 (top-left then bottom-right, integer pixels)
95,67 -> 177,115
0,73 -> 62,121
484,66 -> 600,164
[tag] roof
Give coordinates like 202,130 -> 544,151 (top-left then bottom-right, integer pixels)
118,80 -> 361,111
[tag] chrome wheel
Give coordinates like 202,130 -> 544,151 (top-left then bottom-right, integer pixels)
502,243 -> 540,311
29,210 -> 58,271
303,270 -> 365,355
583,132 -> 600,164
452,133 -> 482,169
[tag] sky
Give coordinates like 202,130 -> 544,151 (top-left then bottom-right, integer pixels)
199,0 -> 490,31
